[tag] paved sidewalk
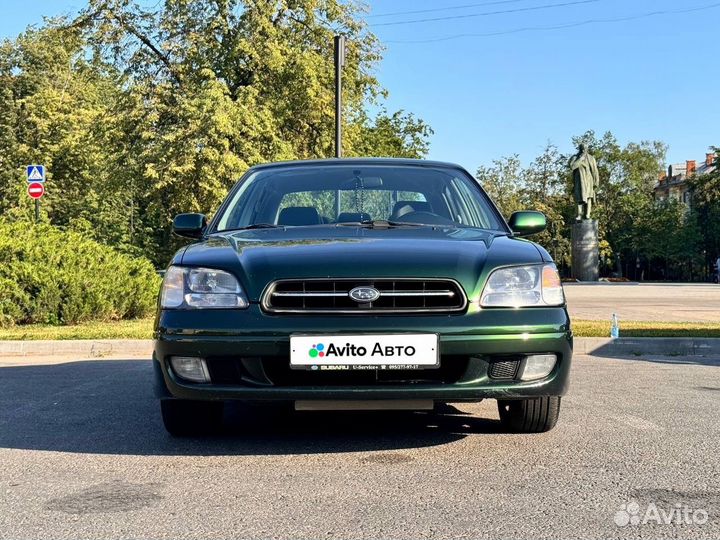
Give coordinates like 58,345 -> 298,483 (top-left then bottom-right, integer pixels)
565,283 -> 720,322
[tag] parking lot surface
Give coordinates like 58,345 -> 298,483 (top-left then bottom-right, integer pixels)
0,353 -> 719,539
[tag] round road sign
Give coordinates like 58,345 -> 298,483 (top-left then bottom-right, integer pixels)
27,182 -> 45,199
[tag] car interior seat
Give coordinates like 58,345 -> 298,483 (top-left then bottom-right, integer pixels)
277,207 -> 322,226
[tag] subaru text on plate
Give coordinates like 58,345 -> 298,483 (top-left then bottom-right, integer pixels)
153,158 -> 572,435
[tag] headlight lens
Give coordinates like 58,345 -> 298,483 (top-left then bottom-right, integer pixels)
160,266 -> 249,309
480,264 -> 564,307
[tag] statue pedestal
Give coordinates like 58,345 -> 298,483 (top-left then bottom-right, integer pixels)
571,219 -> 599,281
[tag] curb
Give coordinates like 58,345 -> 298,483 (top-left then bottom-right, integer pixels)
572,337 -> 720,357
1,337 -> 720,358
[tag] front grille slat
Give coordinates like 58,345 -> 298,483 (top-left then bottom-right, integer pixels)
378,291 -> 454,297
262,356 -> 469,386
488,359 -> 521,380
262,278 -> 466,314
272,292 -> 349,297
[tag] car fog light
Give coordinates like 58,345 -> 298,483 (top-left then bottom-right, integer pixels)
520,354 -> 557,381
170,356 -> 211,383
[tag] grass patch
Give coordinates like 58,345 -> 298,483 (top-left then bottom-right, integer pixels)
0,318 -> 719,341
572,320 -> 720,338
0,318 -> 153,340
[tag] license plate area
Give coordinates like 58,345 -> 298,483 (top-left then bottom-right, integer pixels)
289,334 -> 439,370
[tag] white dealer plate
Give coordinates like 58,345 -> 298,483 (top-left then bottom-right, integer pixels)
290,334 -> 439,370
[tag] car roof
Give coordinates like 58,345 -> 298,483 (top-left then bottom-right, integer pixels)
247,157 -> 467,172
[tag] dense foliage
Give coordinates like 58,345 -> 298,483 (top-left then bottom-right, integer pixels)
478,131 -> 716,281
0,221 -> 159,326
688,148 -> 720,276
0,0 -> 431,266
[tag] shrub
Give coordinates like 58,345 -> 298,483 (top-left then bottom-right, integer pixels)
0,221 -> 160,326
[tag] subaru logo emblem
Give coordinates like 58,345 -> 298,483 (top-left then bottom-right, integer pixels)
349,286 -> 380,303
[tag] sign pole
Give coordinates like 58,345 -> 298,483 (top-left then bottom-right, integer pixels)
334,35 -> 345,158
26,165 -> 46,222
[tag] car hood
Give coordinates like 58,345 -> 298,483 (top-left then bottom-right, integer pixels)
178,227 -> 544,302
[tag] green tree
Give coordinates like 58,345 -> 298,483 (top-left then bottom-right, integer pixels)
350,110 -> 432,159
0,1 -> 433,266
566,131 -> 667,276
78,0 -> 432,262
523,144 -> 572,267
688,148 -> 720,279
0,22 -> 137,247
630,198 -> 701,280
476,154 -> 524,217
476,133 -> 673,277
476,145 -> 572,267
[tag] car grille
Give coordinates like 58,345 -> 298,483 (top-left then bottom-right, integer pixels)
204,356 -> 471,386
261,278 -> 467,314
487,358 -> 521,380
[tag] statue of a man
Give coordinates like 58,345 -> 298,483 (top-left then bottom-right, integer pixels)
570,143 -> 599,220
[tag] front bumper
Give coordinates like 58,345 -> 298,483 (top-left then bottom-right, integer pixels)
153,305 -> 573,402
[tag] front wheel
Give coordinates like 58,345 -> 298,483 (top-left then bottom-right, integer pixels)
497,396 -> 561,433
160,399 -> 224,436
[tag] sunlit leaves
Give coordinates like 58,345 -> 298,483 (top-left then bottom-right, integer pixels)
0,0 -> 432,266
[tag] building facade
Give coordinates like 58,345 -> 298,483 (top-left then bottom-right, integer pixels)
654,152 -> 717,204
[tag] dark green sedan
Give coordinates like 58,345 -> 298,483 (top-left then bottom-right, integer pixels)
154,158 -> 572,435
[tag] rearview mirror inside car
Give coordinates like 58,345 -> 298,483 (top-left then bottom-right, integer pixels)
339,176 -> 384,189
173,213 -> 207,239
508,211 -> 547,237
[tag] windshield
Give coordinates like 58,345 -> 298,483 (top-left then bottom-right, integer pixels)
213,164 -> 505,232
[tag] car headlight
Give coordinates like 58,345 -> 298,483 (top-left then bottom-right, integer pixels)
480,264 -> 564,307
160,266 -> 249,309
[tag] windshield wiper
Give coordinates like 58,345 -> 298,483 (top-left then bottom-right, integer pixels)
337,219 -> 427,229
218,223 -> 282,232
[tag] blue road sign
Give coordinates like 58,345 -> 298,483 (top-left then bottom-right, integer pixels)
27,165 -> 45,183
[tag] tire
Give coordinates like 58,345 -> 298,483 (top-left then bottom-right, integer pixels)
160,399 -> 224,436
497,396 -> 561,433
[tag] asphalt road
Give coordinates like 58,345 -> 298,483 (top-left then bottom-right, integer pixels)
1,353 -> 719,539
564,283 -> 720,322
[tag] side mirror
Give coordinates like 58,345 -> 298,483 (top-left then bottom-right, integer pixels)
508,211 -> 546,237
172,213 -> 207,239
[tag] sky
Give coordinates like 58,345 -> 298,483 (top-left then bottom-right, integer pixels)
1,0 -> 718,173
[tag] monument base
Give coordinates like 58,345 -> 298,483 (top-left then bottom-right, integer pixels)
571,219 -> 599,281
